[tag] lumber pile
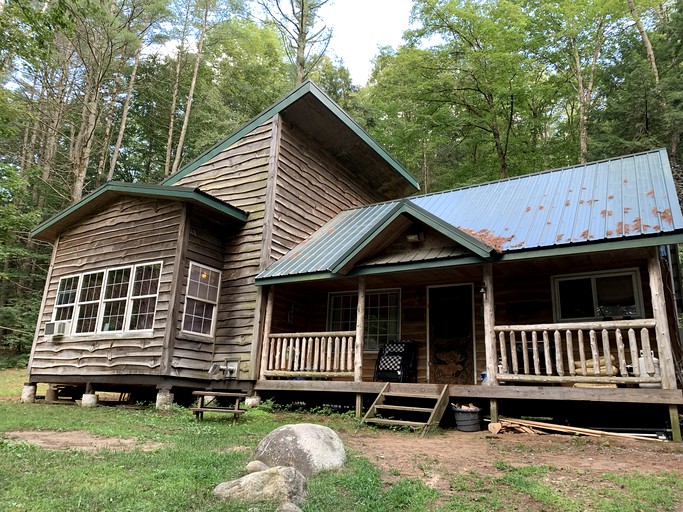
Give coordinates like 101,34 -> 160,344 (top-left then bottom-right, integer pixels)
487,416 -> 661,442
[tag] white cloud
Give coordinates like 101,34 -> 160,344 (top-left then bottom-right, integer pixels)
319,0 -> 413,85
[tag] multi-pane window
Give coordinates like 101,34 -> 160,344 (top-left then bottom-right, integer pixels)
54,277 -> 79,321
129,264 -> 161,330
554,270 -> 643,321
51,262 -> 162,336
76,272 -> 104,333
328,289 -> 400,351
182,262 -> 221,336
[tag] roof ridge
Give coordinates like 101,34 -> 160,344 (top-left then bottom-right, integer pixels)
408,148 -> 668,201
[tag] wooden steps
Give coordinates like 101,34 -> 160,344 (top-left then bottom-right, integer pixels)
362,383 -> 450,436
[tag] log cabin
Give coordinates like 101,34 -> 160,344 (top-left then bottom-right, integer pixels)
27,82 -> 683,439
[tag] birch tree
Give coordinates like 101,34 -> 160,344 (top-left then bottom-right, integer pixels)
257,0 -> 331,84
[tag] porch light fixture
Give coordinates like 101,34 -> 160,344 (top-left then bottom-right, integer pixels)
406,232 -> 425,243
479,282 -> 486,294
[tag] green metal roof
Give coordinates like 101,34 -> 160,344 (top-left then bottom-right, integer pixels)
161,81 -> 420,192
256,199 -> 499,283
31,182 -> 248,243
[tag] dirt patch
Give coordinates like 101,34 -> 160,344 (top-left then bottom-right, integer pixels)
341,428 -> 683,496
3,429 -> 167,451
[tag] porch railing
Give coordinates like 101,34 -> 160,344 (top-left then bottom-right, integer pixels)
262,331 -> 356,379
493,319 -> 662,386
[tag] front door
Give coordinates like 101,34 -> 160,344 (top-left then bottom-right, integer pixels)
428,285 -> 475,384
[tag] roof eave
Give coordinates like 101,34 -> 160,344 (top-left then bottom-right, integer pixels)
31,182 -> 247,243
162,81 -> 419,192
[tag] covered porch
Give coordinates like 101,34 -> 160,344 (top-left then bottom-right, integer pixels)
254,247 -> 683,440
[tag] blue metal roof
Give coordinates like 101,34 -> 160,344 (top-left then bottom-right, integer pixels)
411,148 -> 683,251
257,149 -> 683,283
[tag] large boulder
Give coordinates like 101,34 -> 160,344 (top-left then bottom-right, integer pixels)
213,466 -> 307,506
253,423 -> 346,477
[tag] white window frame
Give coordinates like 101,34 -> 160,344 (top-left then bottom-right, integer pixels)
51,261 -> 162,337
181,262 -> 221,338
327,288 -> 401,352
552,268 -> 644,322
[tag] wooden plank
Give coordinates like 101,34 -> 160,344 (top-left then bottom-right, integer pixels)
253,380 -> 683,404
497,373 -> 660,384
500,417 -> 660,441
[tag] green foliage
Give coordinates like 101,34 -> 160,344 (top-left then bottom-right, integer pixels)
0,164 -> 49,356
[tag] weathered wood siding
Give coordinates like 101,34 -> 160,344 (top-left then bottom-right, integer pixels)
169,210 -> 228,379
269,121 -> 389,261
31,197 -> 183,377
172,122 -> 273,378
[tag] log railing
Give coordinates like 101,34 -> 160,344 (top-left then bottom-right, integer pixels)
493,319 -> 662,386
262,331 -> 356,379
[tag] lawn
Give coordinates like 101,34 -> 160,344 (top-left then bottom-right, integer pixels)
1,370 -> 682,511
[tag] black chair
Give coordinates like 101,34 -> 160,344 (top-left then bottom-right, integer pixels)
373,340 -> 417,383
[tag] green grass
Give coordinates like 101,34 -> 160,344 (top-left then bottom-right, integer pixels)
1,369 -> 682,511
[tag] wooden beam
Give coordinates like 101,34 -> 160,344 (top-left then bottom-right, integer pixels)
253,380 -> 683,404
483,263 -> 498,385
647,247 -> 678,390
355,276 -> 366,417
161,205 -> 189,375
258,287 -> 275,381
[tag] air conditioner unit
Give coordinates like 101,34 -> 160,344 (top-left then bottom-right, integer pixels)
45,320 -> 71,338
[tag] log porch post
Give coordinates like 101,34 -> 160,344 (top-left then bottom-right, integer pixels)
258,287 -> 275,381
647,247 -> 681,442
355,276 -> 366,417
483,263 -> 499,422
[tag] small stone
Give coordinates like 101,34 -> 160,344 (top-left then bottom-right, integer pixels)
246,460 -> 269,473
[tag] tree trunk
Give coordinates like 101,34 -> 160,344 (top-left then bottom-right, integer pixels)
164,0 -> 192,177
71,78 -> 101,202
109,47 -> 141,181
170,0 -> 211,175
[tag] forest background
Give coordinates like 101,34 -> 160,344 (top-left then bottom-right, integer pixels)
1,0 -> 682,364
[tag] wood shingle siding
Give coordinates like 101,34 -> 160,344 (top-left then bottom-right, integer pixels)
271,121 -> 387,261
31,197 -> 183,377
172,121 -> 273,378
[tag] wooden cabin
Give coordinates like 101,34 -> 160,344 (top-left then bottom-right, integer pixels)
27,82 -> 683,439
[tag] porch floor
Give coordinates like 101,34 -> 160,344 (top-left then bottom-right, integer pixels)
254,380 -> 683,405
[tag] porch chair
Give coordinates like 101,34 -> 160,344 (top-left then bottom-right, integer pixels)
373,339 -> 417,383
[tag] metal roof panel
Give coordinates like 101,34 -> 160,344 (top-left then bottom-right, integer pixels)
257,149 -> 683,283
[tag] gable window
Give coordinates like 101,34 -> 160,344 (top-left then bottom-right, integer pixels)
52,262 -> 162,336
327,289 -> 400,351
553,269 -> 643,321
182,262 -> 221,336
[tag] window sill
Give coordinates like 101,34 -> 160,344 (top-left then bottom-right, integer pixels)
46,331 -> 155,342
176,331 -> 215,343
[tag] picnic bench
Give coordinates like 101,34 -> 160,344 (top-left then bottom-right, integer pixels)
190,391 -> 247,425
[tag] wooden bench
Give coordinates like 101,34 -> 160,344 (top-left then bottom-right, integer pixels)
190,391 -> 247,425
